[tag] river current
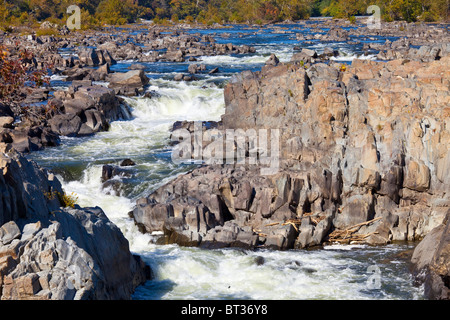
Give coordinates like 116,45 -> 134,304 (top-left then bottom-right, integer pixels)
28,22 -> 424,300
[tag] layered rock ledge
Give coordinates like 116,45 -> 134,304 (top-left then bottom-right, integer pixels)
132,47 -> 450,298
0,144 -> 150,300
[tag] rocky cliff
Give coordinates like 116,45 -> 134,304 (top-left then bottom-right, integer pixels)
132,46 -> 450,298
0,143 -> 150,300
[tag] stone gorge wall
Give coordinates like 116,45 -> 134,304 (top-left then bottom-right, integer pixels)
135,50 -> 450,247
132,47 -> 450,298
0,143 -> 150,300
221,53 -> 450,244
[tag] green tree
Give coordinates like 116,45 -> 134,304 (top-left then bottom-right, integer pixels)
96,0 -> 145,24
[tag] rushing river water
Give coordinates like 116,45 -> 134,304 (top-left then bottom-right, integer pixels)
28,23 -> 425,300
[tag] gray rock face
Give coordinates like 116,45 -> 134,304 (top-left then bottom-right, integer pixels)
411,211 -> 450,300
107,70 -> 150,96
1,207 -> 150,300
132,52 -> 450,257
0,144 -> 63,225
0,147 -> 150,300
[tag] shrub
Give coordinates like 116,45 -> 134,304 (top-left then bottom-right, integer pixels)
35,28 -> 58,37
0,45 -> 49,103
58,191 -> 79,208
45,190 -> 79,208
420,11 -> 438,22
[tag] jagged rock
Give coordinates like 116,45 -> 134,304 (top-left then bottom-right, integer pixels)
48,114 -> 82,137
411,211 -> 450,300
133,54 -> 450,256
265,54 -> 279,66
0,149 -> 150,300
120,159 -> 136,167
49,85 -> 124,137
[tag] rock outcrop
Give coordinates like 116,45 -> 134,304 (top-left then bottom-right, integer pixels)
0,144 -> 150,300
1,84 -> 131,152
411,211 -> 450,300
132,50 -> 450,257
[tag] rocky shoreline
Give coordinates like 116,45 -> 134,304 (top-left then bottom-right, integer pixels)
1,20 -> 449,300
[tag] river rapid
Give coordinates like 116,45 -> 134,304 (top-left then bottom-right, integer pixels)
28,22 -> 425,300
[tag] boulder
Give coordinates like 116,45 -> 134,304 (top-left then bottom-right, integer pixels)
265,54 -> 280,66
101,164 -> 132,182
0,221 -> 21,245
78,48 -> 100,66
48,114 -> 82,137
188,64 -> 206,74
120,159 -> 136,167
107,70 -> 149,96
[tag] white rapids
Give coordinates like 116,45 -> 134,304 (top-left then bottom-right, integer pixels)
28,28 -> 424,300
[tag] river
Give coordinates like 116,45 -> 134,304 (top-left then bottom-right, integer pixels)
27,23 -> 424,300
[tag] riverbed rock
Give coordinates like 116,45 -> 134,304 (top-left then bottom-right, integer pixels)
265,54 -> 280,66
49,85 -> 126,137
107,70 -> 150,96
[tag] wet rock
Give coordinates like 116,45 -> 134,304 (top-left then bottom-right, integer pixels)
120,159 -> 136,167
188,64 -> 206,74
254,256 -> 265,266
129,63 -> 146,70
208,67 -> 219,74
173,73 -> 184,81
323,47 -> 339,57
101,164 -> 132,182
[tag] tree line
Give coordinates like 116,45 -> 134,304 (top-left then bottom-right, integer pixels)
0,0 -> 448,29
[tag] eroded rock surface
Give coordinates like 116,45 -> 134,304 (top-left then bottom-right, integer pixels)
133,49 -> 450,255
0,144 -> 150,300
